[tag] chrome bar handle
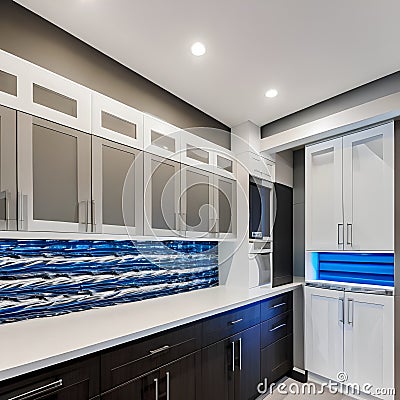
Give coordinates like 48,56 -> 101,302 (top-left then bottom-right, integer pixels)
269,323 -> 287,332
149,345 -> 170,355
272,302 -> 286,309
229,318 -> 243,325
154,378 -> 159,400
239,338 -> 242,371
346,223 -> 353,246
338,298 -> 344,323
9,379 -> 63,400
91,200 -> 96,232
166,372 -> 170,400
337,223 -> 344,245
232,341 -> 235,372
18,192 -> 24,222
348,299 -> 354,325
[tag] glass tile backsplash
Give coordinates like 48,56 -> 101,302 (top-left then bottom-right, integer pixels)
0,240 -> 218,324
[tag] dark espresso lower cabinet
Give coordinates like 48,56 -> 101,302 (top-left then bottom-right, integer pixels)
201,324 -> 260,400
101,352 -> 200,400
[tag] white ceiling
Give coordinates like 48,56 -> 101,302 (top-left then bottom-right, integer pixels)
15,0 -> 400,128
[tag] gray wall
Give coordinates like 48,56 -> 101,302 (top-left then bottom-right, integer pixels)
261,72 -> 400,138
293,149 -> 305,278
0,0 -> 231,149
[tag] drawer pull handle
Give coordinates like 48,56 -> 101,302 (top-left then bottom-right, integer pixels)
269,323 -> 286,332
149,345 -> 170,355
229,318 -> 243,325
271,302 -> 286,309
9,379 -> 63,400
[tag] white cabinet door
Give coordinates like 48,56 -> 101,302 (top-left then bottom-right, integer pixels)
343,123 -> 394,251
92,137 -> 143,235
92,92 -> 144,149
304,287 -> 344,381
17,113 -> 92,233
0,105 -> 17,231
143,152 -> 182,237
213,174 -> 237,239
344,292 -> 394,400
180,164 -> 214,238
305,138 -> 344,250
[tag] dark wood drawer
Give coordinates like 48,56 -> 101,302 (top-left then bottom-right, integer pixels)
261,311 -> 292,348
261,334 -> 293,384
0,355 -> 100,400
260,292 -> 292,322
202,302 -> 260,347
101,321 -> 201,392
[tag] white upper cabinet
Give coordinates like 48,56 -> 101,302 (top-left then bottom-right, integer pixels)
342,123 -> 394,251
306,122 -> 394,252
305,137 -> 344,251
248,152 -> 274,181
0,105 -> 17,231
17,113 -> 92,233
344,292 -> 394,400
180,132 -> 214,173
0,50 -> 91,133
92,137 -> 143,235
143,115 -> 180,162
92,92 -> 144,149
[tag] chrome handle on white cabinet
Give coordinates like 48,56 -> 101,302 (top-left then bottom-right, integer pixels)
337,223 -> 344,245
154,378 -> 159,400
239,338 -> 242,371
346,223 -> 353,246
91,200 -> 96,232
232,341 -> 235,372
347,299 -> 354,325
338,298 -> 344,323
166,372 -> 170,400
9,379 -> 63,400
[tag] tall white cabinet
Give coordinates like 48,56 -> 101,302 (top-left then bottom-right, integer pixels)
305,122 -> 394,251
305,286 -> 394,400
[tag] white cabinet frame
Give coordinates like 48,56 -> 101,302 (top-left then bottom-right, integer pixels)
92,92 -> 144,149
17,113 -> 92,233
92,137 -> 143,236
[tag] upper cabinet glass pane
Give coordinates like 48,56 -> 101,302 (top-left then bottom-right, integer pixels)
33,84 -> 77,117
186,145 -> 209,164
151,130 -> 175,152
0,70 -> 17,96
217,155 -> 233,173
32,123 -> 78,223
101,111 -> 137,139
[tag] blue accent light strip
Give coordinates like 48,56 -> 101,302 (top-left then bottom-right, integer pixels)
0,240 -> 219,324
316,252 -> 394,286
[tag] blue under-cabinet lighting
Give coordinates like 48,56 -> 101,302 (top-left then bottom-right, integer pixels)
314,252 -> 394,287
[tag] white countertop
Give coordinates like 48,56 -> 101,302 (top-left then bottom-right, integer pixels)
0,281 -> 303,381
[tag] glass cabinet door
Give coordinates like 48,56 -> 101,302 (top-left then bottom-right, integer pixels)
17,113 -> 91,233
180,164 -> 214,238
143,152 -> 181,237
92,137 -> 143,235
214,174 -> 237,238
0,105 -> 17,231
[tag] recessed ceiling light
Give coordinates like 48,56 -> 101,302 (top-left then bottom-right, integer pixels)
191,42 -> 206,56
265,89 -> 278,98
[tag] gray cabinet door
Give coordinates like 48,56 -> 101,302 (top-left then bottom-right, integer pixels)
144,152 -> 181,237
180,164 -> 214,238
92,137 -> 143,235
17,113 -> 91,233
214,174 -> 236,239
0,105 -> 17,231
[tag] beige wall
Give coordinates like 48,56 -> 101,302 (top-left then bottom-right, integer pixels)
0,0 -> 231,148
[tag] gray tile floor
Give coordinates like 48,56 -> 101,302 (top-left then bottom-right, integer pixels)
260,378 -> 353,400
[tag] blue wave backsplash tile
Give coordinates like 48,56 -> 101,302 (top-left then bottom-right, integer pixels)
0,240 -> 219,324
